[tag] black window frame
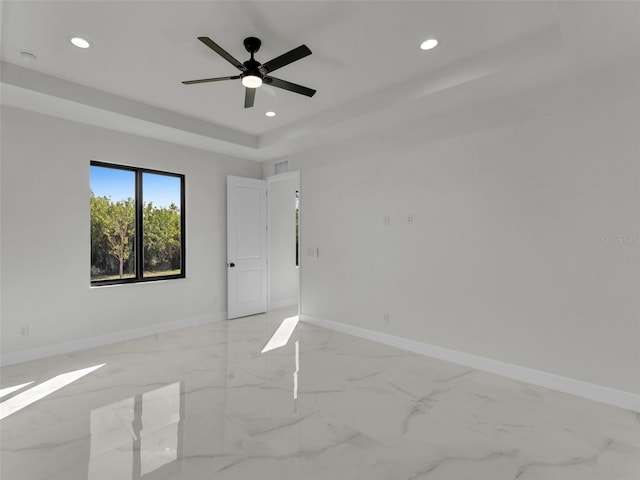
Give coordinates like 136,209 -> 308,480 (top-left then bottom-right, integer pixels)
90,160 -> 186,286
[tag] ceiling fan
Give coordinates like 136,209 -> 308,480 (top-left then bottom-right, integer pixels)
182,36 -> 316,108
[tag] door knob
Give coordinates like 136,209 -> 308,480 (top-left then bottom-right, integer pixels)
229,262 -> 235,267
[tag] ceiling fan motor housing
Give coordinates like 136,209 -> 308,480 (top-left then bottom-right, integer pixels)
243,37 -> 261,55
243,38 -> 265,80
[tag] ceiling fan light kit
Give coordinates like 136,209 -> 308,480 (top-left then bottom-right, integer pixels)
182,36 -> 316,109
241,75 -> 262,88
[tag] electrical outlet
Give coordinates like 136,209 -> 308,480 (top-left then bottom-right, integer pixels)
384,215 -> 391,226
407,215 -> 413,225
383,313 -> 390,324
19,324 -> 29,336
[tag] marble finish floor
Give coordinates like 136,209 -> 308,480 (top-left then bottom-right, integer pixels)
1,306 -> 638,480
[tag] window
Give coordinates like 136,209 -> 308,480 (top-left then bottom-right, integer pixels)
90,161 -> 185,285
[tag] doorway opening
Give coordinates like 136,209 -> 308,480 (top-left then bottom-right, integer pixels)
295,189 -> 299,268
267,171 -> 300,312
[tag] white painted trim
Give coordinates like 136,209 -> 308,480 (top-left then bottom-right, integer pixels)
0,312 -> 226,367
300,314 -> 640,413
269,298 -> 299,310
265,170 -> 300,183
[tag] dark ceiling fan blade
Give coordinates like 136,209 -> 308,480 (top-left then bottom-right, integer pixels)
198,37 -> 246,71
182,75 -> 240,85
264,76 -> 316,97
262,45 -> 312,74
244,87 -> 256,108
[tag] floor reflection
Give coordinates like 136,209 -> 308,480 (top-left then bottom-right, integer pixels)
89,382 -> 182,479
293,340 -> 299,401
0,364 -> 104,420
1,306 -> 637,480
261,315 -> 299,353
0,381 -> 34,401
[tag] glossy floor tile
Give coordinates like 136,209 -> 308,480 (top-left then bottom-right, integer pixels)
1,307 -> 638,480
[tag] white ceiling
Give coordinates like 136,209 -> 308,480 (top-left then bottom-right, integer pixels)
1,1 -> 639,161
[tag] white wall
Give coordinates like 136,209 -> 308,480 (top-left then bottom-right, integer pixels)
267,173 -> 299,309
0,106 -> 262,355
278,67 -> 640,395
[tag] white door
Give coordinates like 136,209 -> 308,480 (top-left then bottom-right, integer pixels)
227,176 -> 268,319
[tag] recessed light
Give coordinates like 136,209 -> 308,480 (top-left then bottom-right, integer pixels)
265,111 -> 276,117
19,51 -> 37,62
420,38 -> 439,51
70,36 -> 91,49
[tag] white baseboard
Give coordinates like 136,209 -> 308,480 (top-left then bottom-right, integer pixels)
269,298 -> 298,310
301,314 -> 640,413
0,312 -> 227,367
